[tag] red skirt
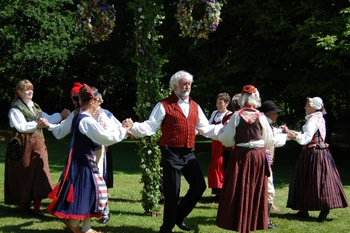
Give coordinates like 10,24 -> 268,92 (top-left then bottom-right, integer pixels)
207,140 -> 224,189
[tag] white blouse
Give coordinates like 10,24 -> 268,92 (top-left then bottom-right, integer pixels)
208,110 -> 232,124
294,118 -> 319,145
49,111 -> 127,146
9,100 -> 62,133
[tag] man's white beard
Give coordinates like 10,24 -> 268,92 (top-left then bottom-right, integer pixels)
177,90 -> 190,98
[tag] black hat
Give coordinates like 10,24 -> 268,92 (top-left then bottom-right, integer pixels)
259,100 -> 281,116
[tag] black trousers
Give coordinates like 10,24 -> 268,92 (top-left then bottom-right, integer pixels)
159,146 -> 206,232
105,146 -> 114,188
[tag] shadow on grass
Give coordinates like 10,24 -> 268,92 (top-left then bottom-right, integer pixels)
176,215 -> 217,233
108,197 -> 141,204
271,212 -> 335,223
99,226 -> 158,233
0,222 -> 157,233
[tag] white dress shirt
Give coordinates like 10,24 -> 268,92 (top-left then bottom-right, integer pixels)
267,118 -> 287,148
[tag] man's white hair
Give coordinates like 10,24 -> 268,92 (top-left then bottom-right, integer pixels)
169,70 -> 193,89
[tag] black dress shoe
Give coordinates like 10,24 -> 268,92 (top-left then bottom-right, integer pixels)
99,213 -> 110,224
176,221 -> 190,231
32,210 -> 45,218
317,210 -> 330,222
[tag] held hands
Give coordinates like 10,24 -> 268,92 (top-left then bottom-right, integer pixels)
122,118 -> 135,139
37,118 -> 49,129
279,124 -> 289,134
122,118 -> 134,131
60,108 -> 71,119
123,118 -> 136,139
287,130 -> 298,140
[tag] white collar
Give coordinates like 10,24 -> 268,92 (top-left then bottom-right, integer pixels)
267,117 -> 273,125
175,92 -> 189,103
26,100 -> 34,108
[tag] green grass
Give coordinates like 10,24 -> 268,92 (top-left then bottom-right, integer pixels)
0,134 -> 349,233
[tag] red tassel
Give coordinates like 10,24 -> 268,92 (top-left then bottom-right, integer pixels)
46,197 -> 58,212
66,184 -> 74,203
48,183 -> 60,199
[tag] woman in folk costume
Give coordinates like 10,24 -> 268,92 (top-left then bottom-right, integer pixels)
47,84 -> 132,233
216,85 -> 274,233
207,92 -> 232,202
6,79 -> 69,216
287,97 -> 348,222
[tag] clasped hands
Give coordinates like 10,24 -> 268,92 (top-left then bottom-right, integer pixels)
278,124 -> 298,140
37,118 -> 49,129
122,118 -> 134,131
60,108 -> 71,119
287,130 -> 298,140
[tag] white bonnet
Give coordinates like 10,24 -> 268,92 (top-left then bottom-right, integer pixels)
308,97 -> 323,110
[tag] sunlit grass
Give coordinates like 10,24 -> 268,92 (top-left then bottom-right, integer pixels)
0,134 -> 349,233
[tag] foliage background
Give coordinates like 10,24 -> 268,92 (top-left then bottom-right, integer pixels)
0,0 -> 349,127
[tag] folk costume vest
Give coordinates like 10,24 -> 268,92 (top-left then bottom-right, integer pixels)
11,98 -> 42,123
158,91 -> 198,148
235,107 -> 263,144
306,130 -> 328,149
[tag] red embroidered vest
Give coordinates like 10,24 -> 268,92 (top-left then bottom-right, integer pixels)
158,92 -> 198,148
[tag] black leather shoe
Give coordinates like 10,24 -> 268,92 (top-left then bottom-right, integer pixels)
32,210 -> 45,218
317,210 -> 330,222
176,221 -> 190,231
99,213 -> 110,224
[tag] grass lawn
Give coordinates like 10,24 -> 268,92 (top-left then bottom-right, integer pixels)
0,133 -> 349,233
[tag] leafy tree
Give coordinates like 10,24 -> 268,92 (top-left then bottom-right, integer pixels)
0,0 -> 80,112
